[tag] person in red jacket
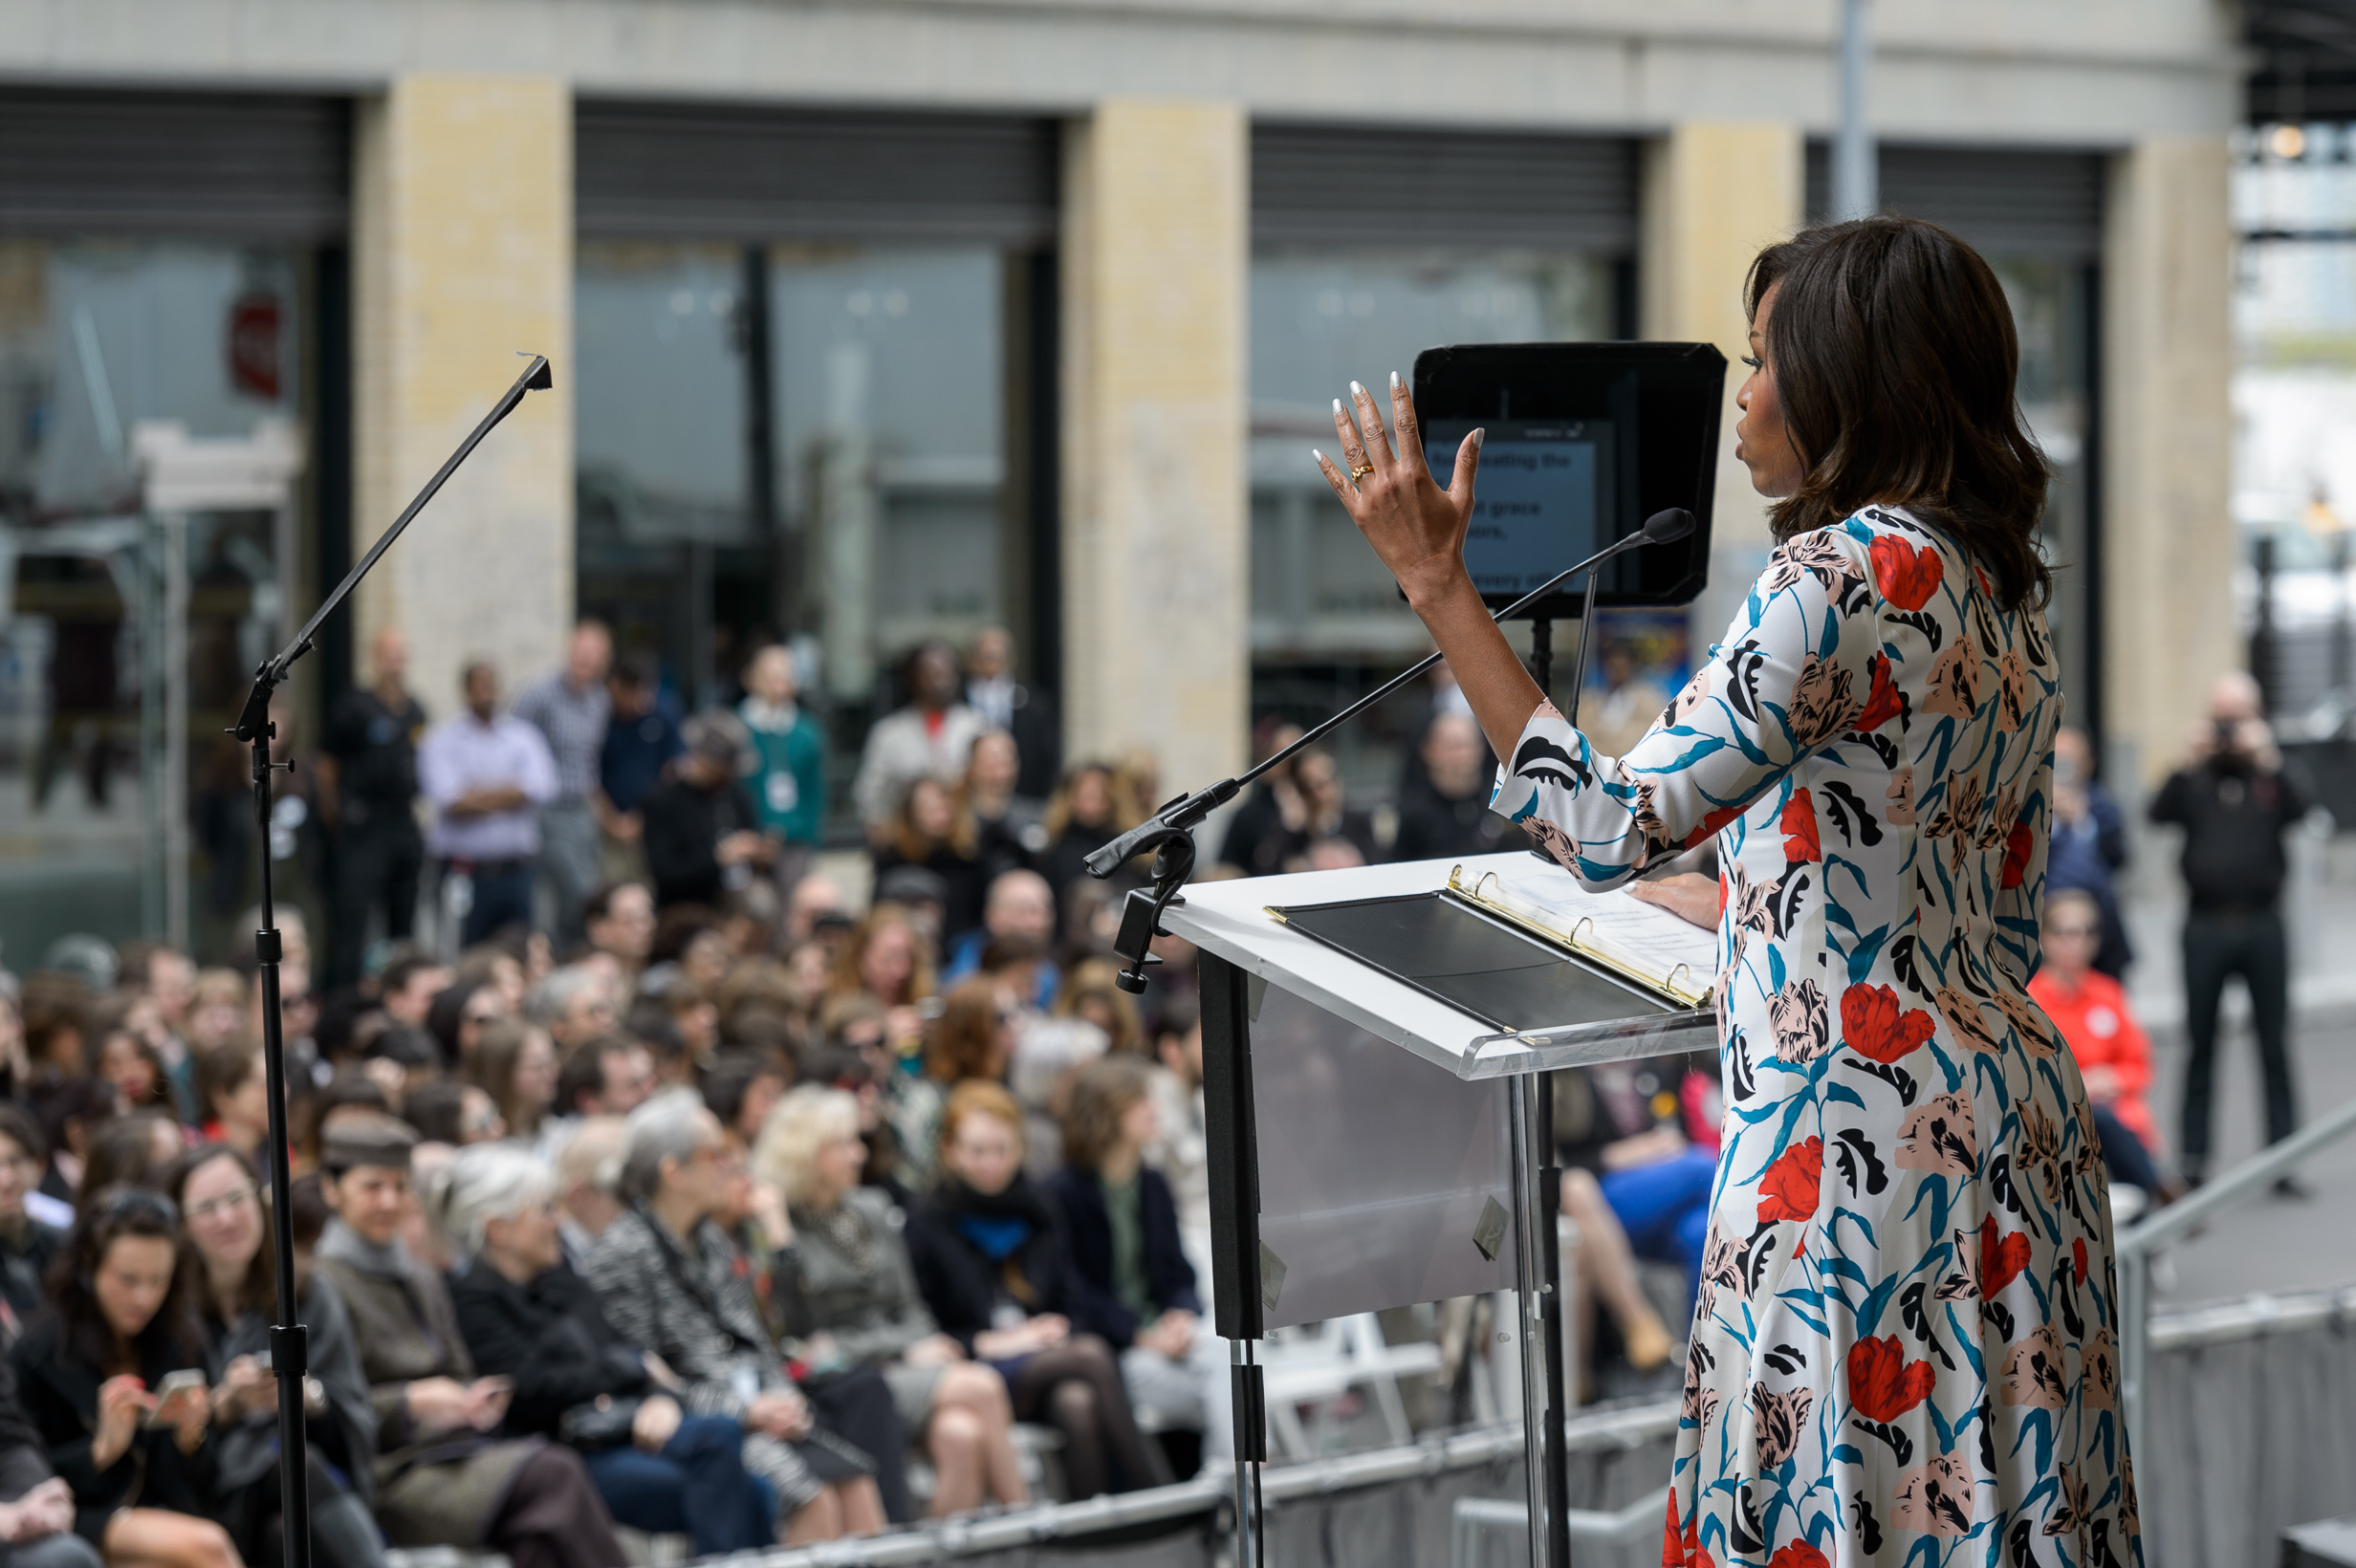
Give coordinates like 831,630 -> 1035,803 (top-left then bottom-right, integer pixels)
2029,888 -> 2172,1196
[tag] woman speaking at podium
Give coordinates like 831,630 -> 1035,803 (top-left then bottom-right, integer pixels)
1319,217 -> 2137,1567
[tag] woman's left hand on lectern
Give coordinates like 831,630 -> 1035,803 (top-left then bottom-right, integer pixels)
1627,873 -> 1719,930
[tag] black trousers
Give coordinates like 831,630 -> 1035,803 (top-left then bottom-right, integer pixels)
327,816 -> 423,988
2178,906 -> 2298,1174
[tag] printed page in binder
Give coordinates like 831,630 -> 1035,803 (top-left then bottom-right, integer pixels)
1456,858 -> 1721,1004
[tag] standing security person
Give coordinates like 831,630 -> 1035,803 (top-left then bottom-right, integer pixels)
319,628 -> 428,988
2149,671 -> 2315,1191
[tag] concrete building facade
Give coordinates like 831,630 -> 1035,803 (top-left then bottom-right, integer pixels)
0,0 -> 2240,869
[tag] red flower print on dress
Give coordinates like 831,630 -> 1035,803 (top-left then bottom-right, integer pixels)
1976,1215 -> 2032,1297
1779,789 -> 1822,863
1869,534 -> 1945,611
2000,820 -> 2034,889
1757,1137 -> 1824,1225
1854,653 -> 1904,732
1767,1545 -> 1830,1568
1840,983 -> 1936,1063
1846,1334 -> 1937,1423
2073,1236 -> 2089,1286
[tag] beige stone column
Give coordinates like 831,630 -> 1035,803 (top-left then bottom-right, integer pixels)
1059,100 -> 1250,790
1638,121 -> 1803,649
2102,138 -> 2234,788
352,75 -> 574,721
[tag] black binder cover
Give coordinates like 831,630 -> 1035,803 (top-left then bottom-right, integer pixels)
1272,890 -> 1684,1034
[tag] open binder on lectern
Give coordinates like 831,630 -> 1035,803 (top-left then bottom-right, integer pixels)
1162,853 -> 1717,1340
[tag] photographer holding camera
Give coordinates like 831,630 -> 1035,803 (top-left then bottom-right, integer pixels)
2149,670 -> 2315,1191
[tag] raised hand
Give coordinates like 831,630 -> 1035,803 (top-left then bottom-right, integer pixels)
1314,375 -> 1484,609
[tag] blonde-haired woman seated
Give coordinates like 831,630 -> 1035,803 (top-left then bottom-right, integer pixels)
754,1088 -> 1029,1517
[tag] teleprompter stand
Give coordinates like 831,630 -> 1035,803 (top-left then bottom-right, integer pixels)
1164,856 -> 1714,1568
227,354 -> 555,1568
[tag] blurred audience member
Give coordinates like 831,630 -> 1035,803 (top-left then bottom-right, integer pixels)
965,730 -> 1046,879
12,1191 -> 233,1568
1582,640 -> 1672,759
964,628 -> 1058,800
513,621 -> 616,949
167,1147 -> 384,1568
196,1046 -> 271,1175
319,628 -> 429,989
83,1000 -> 173,1117
1055,962 -> 1143,1057
554,1036 -> 656,1125
0,1106 -> 62,1339
418,663 -> 559,948
597,650 -> 681,842
942,871 -> 1058,1007
1391,711 -> 1525,862
375,954 -> 451,1033
2046,727 -> 2131,979
581,1096 -> 889,1542
552,1117 -> 626,1264
581,883 -> 657,978
853,642 -> 983,843
739,644 -> 826,900
873,779 -> 987,947
905,1083 -> 1164,1496
313,1114 -> 626,1568
640,713 -> 773,912
1049,1058 -> 1225,1469
757,1087 -> 1029,1516
1213,722 -> 1304,878
1038,764 -> 1127,900
469,1020 -> 559,1146
2028,889 -> 2171,1196
828,906 -> 935,1013
2149,672 -> 2309,1188
435,1145 -> 774,1557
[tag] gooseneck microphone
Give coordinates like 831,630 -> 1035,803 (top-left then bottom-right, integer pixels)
1088,506 -> 1697,991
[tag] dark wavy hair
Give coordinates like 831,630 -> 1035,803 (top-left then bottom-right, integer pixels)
46,1185 -> 202,1372
1745,216 -> 2054,612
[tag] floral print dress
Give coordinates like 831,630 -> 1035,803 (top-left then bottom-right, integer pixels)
1489,508 -> 2140,1568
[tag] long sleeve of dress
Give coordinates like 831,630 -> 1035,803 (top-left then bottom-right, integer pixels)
1489,528 -> 1888,885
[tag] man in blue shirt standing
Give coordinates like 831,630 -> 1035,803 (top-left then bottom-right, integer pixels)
417,662 -> 559,947
738,643 -> 826,900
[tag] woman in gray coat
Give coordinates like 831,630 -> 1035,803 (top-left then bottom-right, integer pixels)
754,1086 -> 1029,1516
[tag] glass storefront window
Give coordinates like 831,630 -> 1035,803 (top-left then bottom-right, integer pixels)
577,239 -> 1022,835
1249,249 -> 1614,791
771,244 -> 1007,705
0,239 -> 306,965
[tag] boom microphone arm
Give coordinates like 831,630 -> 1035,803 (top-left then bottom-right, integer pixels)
1090,505 -> 1696,992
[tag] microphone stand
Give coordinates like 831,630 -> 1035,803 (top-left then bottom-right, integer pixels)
227,355 -> 554,1568
1086,507 -> 1694,994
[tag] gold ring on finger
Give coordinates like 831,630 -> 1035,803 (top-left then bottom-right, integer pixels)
1349,463 -> 1375,481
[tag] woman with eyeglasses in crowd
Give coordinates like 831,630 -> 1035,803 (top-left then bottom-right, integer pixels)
163,1147 -> 383,1568
10,1188 -> 239,1568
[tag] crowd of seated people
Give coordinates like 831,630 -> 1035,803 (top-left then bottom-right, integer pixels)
0,829 -> 1232,1560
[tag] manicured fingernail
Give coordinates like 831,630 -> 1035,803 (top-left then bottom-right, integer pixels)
1471,427 -> 1485,447
1312,448 -> 1325,464
1350,381 -> 1366,399
1390,370 -> 1403,390
1332,399 -> 1343,415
